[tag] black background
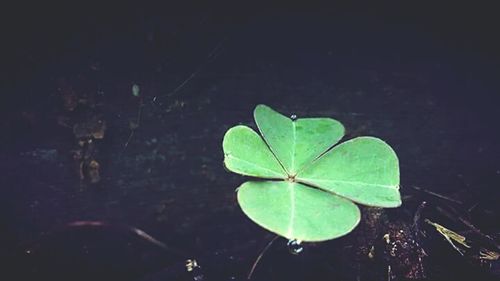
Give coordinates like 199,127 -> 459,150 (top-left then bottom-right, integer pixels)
1,1 -> 499,280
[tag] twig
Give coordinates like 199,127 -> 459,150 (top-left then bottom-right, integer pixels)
152,38 -> 225,105
247,235 -> 279,280
425,219 -> 470,255
412,201 -> 427,235
456,216 -> 500,251
411,185 -> 463,204
123,97 -> 144,151
66,220 -> 189,257
356,262 -> 361,281
436,206 -> 500,250
467,202 -> 479,213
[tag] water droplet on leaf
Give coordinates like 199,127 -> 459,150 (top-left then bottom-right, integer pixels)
287,239 -> 303,255
290,114 -> 297,120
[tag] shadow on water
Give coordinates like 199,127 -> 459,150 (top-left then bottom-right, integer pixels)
1,2 -> 499,281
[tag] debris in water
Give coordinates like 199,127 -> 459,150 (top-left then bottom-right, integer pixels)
383,222 -> 426,279
87,159 -> 101,183
132,84 -> 140,97
425,219 -> 470,255
186,259 -> 204,281
73,117 -> 106,139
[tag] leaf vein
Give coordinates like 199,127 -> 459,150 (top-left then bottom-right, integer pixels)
299,178 -> 398,189
226,154 -> 285,177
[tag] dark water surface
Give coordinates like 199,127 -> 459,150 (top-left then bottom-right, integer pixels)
1,3 -> 499,281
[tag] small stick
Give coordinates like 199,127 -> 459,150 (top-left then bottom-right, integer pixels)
436,206 -> 500,251
425,219 -> 470,255
247,235 -> 279,280
412,201 -> 427,235
411,185 -> 463,204
123,97 -> 143,151
356,262 -> 361,281
66,220 -> 188,257
152,38 -> 225,103
456,216 -> 500,251
467,202 -> 479,213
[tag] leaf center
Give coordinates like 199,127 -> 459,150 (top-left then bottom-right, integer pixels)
286,174 -> 297,182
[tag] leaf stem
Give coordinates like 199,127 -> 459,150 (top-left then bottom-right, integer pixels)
247,235 -> 280,280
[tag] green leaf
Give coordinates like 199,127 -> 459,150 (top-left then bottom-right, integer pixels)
237,181 -> 361,242
296,137 -> 401,207
223,105 -> 401,242
223,125 -> 286,178
254,104 -> 344,175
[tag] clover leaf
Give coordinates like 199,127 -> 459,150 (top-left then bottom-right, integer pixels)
223,105 -> 401,242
